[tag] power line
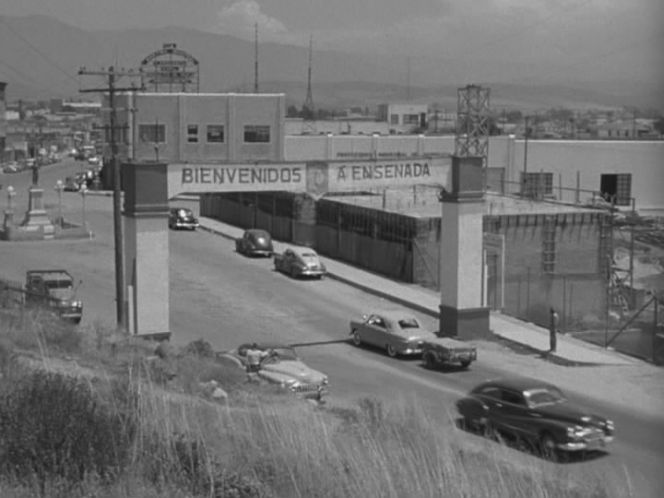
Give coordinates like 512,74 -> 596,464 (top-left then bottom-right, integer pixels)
0,16 -> 80,85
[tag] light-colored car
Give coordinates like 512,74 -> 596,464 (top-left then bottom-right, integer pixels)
218,343 -> 329,402
349,310 -> 436,357
274,247 -> 326,279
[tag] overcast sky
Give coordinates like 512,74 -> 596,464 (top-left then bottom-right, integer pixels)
2,0 -> 662,83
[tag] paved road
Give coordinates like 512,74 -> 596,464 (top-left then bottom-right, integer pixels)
2,161 -> 663,497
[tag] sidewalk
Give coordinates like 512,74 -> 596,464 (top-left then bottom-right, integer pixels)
197,215 -> 636,367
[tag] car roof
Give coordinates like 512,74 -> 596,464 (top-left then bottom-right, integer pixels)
288,246 -> 318,256
246,229 -> 270,236
367,310 -> 419,322
474,376 -> 558,393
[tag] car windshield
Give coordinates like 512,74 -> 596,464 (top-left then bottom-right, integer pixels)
524,387 -> 566,407
301,253 -> 318,262
177,209 -> 192,217
263,347 -> 298,362
45,280 -> 72,289
398,317 -> 420,329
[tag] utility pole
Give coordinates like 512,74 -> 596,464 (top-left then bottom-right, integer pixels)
78,66 -> 141,330
254,23 -> 259,93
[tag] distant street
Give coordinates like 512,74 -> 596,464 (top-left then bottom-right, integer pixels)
1,160 -> 663,497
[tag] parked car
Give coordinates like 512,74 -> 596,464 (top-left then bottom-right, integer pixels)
218,343 -> 329,402
168,207 -> 199,230
64,175 -> 83,192
273,247 -> 326,279
235,229 -> 274,257
350,310 -> 436,357
421,336 -> 477,369
456,377 -> 614,460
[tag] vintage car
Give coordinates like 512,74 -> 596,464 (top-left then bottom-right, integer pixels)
456,377 -> 615,460
218,343 -> 329,402
168,207 -> 199,230
235,229 -> 274,257
421,336 -> 477,369
274,247 -> 326,279
349,310 -> 436,357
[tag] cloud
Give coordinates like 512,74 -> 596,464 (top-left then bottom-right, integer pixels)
217,0 -> 288,39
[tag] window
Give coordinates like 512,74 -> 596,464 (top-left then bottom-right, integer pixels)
521,172 -> 553,199
390,114 -> 399,125
501,390 -> 526,406
138,124 -> 165,143
244,125 -> 270,143
187,124 -> 198,143
600,173 -> 632,206
207,125 -> 224,143
404,114 -> 420,125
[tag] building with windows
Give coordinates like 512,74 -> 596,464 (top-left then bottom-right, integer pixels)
377,103 -> 428,134
107,92 -> 286,165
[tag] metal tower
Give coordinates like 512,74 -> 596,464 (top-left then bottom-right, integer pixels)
454,84 -> 490,162
302,36 -> 316,132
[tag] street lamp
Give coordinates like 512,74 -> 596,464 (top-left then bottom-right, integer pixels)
80,183 -> 88,228
6,186 -> 15,211
54,180 -> 64,227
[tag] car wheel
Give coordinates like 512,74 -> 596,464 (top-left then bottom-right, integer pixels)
386,344 -> 398,358
290,267 -> 298,279
423,350 -> 438,369
459,359 -> 471,369
539,432 -> 558,461
351,330 -> 362,346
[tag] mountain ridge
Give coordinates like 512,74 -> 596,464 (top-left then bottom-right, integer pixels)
0,14 -> 661,110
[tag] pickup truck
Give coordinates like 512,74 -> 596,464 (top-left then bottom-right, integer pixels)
24,270 -> 83,323
421,336 -> 477,369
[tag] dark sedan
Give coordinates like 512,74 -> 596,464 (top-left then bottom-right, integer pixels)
169,207 -> 199,230
235,229 -> 274,257
456,377 -> 614,460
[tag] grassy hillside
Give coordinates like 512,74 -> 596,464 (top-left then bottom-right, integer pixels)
0,310 -> 626,497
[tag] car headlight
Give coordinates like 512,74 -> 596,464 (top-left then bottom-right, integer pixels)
566,425 -> 589,439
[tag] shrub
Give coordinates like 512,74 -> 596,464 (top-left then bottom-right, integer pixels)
0,371 -> 132,489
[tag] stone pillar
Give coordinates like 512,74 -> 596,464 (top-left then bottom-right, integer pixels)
21,187 -> 55,238
123,162 -> 170,340
439,156 -> 490,339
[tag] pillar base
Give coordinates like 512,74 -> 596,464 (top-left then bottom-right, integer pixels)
439,304 -> 490,340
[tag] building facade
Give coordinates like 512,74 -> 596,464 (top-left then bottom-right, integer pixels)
110,92 -> 286,165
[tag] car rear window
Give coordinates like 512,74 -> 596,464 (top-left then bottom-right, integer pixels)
398,318 -> 420,329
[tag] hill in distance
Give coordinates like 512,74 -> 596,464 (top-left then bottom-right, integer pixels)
0,14 -> 661,111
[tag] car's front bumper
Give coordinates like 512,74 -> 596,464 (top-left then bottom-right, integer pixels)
299,268 -> 326,277
558,435 -> 613,451
173,221 -> 199,229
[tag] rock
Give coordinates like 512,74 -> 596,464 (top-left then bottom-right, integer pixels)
211,387 -> 228,401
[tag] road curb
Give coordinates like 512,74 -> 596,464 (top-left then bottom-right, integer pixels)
323,271 -> 440,320
198,224 -> 236,241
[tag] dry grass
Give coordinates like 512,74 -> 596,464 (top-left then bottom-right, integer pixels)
0,312 -> 627,498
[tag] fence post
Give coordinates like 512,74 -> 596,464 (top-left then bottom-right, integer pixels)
526,267 -> 531,320
653,299 -> 659,364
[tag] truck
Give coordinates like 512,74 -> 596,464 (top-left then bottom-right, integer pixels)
24,270 -> 83,323
421,336 -> 477,369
